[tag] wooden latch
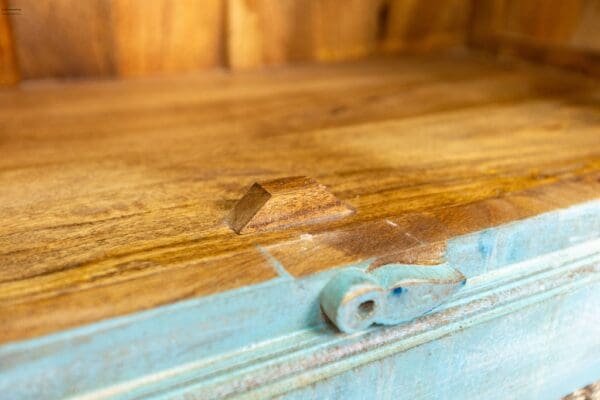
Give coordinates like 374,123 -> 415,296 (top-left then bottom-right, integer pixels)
320,263 -> 466,333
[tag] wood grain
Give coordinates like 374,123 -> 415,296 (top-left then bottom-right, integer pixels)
468,0 -> 600,75
0,0 -> 19,85
227,176 -> 354,234
0,52 -> 599,343
227,0 -> 471,69
381,0 -> 471,53
8,0 -> 115,79
227,0 -> 314,69
112,0 -> 225,76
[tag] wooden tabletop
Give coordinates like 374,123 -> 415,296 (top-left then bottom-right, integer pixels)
1,51 -> 599,344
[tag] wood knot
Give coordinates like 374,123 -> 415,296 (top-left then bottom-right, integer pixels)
227,176 -> 354,234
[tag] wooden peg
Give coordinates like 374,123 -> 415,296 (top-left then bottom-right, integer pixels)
227,176 -> 354,234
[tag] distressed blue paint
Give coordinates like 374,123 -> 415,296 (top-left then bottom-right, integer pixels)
320,263 -> 465,332
272,283 -> 600,400
256,245 -> 293,279
0,200 -> 599,399
130,250 -> 600,400
319,267 -> 385,333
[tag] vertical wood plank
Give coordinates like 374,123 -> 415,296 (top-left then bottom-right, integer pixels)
227,0 -> 386,69
227,0 -> 314,69
571,0 -> 600,51
469,0 -> 600,51
112,0 -> 225,77
311,0 -> 385,62
8,0 -> 115,79
467,0 -> 507,48
502,0 -> 585,45
468,0 -> 600,74
381,0 -> 471,53
0,0 -> 19,84
227,0 -> 472,70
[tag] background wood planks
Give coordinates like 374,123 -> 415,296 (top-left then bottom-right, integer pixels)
0,52 -> 599,343
0,0 -> 19,84
112,0 -> 225,76
1,0 -> 599,80
8,0 -> 115,79
469,0 -> 600,74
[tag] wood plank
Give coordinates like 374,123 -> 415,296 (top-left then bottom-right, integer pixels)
0,52 -> 599,343
227,0 -> 471,69
310,0 -> 385,62
381,0 -> 471,53
0,249 -> 277,344
112,0 -> 225,76
230,0 -> 381,69
227,0 -> 314,69
468,0 -> 600,75
0,0 -> 19,85
8,0 -> 115,79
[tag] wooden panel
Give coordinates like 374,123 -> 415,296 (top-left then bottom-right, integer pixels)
7,0 -> 224,79
311,0 -> 385,62
0,52 -> 599,343
227,0 -> 314,69
469,0 -> 600,74
112,0 -> 225,76
0,0 -> 19,85
227,0 -> 471,69
8,0 -> 115,79
382,0 -> 471,52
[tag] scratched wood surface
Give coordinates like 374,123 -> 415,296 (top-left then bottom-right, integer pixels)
0,52 -> 599,344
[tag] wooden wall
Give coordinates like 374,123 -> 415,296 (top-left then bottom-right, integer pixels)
5,0 -> 226,79
469,0 -> 600,74
0,0 -> 19,84
0,0 -> 470,83
227,0 -> 470,69
0,0 -> 599,84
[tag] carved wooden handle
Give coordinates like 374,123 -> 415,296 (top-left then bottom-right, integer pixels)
320,264 -> 466,333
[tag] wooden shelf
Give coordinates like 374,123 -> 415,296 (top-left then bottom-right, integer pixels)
0,51 -> 599,344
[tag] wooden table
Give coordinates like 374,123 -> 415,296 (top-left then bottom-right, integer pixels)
1,51 -> 599,399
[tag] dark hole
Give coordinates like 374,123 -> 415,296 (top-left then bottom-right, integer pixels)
357,300 -> 375,319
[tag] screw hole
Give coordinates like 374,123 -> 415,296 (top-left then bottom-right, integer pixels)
357,300 -> 375,319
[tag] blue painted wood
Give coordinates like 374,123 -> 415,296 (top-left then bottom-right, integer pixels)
274,283 -> 600,400
1,201 -> 599,399
320,264 -> 465,333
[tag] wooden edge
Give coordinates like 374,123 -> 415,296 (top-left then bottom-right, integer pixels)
266,173 -> 600,276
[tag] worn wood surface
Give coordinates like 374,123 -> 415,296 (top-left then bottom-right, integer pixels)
0,52 -> 599,343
